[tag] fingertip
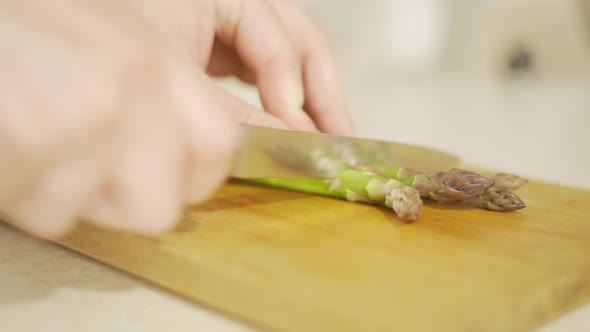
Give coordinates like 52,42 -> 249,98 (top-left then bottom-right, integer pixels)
23,218 -> 76,240
0,207 -> 77,240
87,178 -> 184,237
301,58 -> 355,135
291,110 -> 320,132
264,0 -> 354,136
216,0 -> 311,133
254,59 -> 311,132
128,204 -> 182,236
83,192 -> 180,236
323,110 -> 356,136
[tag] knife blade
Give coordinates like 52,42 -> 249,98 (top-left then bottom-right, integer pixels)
231,125 -> 460,179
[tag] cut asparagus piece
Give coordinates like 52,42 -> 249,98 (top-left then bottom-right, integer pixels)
374,179 -> 423,221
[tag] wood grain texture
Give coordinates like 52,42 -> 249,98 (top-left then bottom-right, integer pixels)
57,177 -> 590,332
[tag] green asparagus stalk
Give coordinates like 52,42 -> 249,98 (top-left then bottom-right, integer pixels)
242,169 -> 423,222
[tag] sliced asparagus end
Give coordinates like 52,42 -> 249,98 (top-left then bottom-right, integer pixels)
383,179 -> 423,221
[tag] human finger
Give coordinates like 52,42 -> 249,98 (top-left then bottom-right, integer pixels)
215,0 -> 317,131
265,0 -> 354,135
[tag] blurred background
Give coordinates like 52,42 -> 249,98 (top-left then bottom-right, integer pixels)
219,0 -> 590,190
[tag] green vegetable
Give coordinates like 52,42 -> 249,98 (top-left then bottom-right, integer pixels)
243,168 -> 423,221
242,146 -> 527,221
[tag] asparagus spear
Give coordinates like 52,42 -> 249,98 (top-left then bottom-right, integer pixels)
241,167 -> 526,217
366,166 -> 528,212
267,144 -> 494,202
362,166 -> 494,202
243,169 -> 423,222
258,144 -> 526,215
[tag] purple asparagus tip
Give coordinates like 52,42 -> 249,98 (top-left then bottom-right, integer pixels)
488,172 -> 529,191
463,188 -> 526,212
426,168 -> 494,201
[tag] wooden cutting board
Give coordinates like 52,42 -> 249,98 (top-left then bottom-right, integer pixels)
57,174 -> 590,332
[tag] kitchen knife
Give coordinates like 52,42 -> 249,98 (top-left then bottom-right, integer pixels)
231,125 -> 460,179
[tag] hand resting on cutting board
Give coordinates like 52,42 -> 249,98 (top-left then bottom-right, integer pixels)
0,0 -> 354,238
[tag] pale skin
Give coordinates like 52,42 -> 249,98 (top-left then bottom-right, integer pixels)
0,0 -> 354,239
